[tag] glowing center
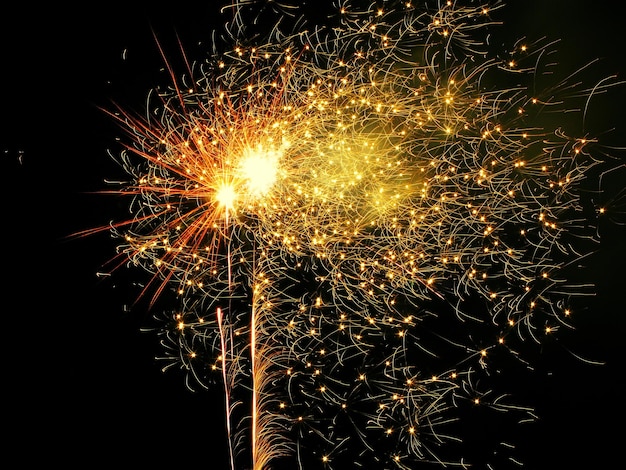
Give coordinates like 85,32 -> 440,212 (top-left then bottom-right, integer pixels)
238,144 -> 280,198
216,183 -> 237,210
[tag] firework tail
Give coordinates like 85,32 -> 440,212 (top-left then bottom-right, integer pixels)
249,263 -> 293,470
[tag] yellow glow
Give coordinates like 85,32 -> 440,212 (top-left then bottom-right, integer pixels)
216,183 -> 237,210
238,143 -> 282,198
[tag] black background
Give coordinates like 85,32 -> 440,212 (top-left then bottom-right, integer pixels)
2,1 -> 625,468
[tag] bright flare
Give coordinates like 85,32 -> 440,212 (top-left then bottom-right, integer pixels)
216,183 -> 237,210
238,143 -> 281,199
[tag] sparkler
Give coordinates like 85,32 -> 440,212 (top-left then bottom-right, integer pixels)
97,1 -> 625,468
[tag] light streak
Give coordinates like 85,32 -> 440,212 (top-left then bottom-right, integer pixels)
217,306 -> 237,470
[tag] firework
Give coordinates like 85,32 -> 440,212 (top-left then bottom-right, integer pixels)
98,1 -> 624,468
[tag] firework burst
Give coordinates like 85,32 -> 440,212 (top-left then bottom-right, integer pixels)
96,1 -> 625,468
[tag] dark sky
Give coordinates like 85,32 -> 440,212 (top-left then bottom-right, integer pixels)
3,1 -> 625,468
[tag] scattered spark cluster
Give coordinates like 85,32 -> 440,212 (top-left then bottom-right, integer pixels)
101,1 -> 624,469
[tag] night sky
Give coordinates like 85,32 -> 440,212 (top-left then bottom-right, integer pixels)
3,1 -> 625,468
